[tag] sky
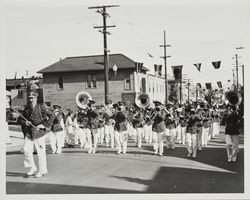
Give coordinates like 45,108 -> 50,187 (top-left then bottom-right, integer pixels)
2,0 -> 250,89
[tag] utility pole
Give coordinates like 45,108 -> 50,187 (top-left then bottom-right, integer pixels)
232,54 -> 240,92
88,5 -> 119,103
242,65 -> 244,89
160,30 -> 171,105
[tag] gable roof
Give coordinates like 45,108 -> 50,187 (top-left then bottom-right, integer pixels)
38,53 -> 149,74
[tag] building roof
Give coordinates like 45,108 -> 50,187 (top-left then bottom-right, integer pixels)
37,54 -> 149,74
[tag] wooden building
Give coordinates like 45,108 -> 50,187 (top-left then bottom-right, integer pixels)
38,54 -> 151,110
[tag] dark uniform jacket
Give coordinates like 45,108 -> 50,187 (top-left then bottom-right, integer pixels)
152,112 -> 166,133
19,103 -> 55,138
114,111 -> 128,132
222,111 -> 240,135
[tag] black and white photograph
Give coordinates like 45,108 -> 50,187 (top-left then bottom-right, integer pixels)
1,0 -> 249,199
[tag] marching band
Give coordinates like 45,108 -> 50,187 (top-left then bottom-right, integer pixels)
48,95 -> 230,159
16,90 -> 242,178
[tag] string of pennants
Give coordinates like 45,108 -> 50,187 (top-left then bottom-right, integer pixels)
196,81 -> 223,90
194,61 -> 221,72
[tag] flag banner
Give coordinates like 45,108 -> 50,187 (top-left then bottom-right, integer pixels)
217,81 -> 222,88
154,64 -> 162,76
197,83 -> 202,88
154,64 -> 159,76
135,62 -> 143,73
194,63 -> 201,72
212,61 -> 221,69
158,65 -> 162,76
171,65 -> 183,80
205,83 -> 212,90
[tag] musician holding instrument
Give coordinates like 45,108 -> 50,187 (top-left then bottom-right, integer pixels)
19,91 -> 55,178
114,108 -> 129,154
221,105 -> 241,162
152,101 -> 166,156
50,105 -> 65,154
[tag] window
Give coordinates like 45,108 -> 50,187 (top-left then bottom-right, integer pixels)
86,75 -> 97,88
124,77 -> 131,90
18,90 -> 23,98
58,76 -> 63,89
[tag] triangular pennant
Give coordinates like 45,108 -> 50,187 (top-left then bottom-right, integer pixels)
171,65 -> 183,80
217,81 -> 222,88
205,83 -> 212,90
212,61 -> 221,69
194,63 -> 201,72
197,83 -> 202,88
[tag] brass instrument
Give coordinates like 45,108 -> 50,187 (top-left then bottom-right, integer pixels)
225,91 -> 242,107
76,91 -> 92,109
135,93 -> 151,109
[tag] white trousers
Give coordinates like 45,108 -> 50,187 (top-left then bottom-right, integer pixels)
166,128 -> 176,148
186,132 -> 197,157
225,134 -> 239,161
114,130 -> 128,153
202,127 -> 210,146
99,127 -> 105,143
91,129 -> 99,153
212,122 -> 220,138
77,128 -> 86,148
152,131 -> 164,154
180,126 -> 186,145
105,124 -> 114,148
24,135 -> 48,174
135,127 -> 143,148
144,125 -> 153,143
176,125 -> 182,144
50,130 -> 64,153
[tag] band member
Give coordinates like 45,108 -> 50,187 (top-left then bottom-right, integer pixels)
50,105 -> 65,154
104,101 -> 116,148
19,91 -> 55,178
76,108 -> 89,148
221,105 -> 241,162
97,105 -> 105,144
165,111 -> 176,150
65,110 -> 75,147
196,108 -> 204,150
186,110 -> 198,158
87,101 -> 99,154
179,114 -> 187,145
114,109 -> 128,154
132,108 -> 144,148
211,108 -> 220,138
144,107 -> 154,143
152,105 -> 166,156
202,108 -> 211,146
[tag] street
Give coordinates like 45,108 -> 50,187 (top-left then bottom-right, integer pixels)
6,125 -> 244,194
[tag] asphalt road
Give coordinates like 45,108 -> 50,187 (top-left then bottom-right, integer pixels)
6,125 -> 244,194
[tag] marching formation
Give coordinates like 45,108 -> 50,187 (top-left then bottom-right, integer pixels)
17,91 -> 242,178
49,97 -> 222,158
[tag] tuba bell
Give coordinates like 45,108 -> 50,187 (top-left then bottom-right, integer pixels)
225,90 -> 242,107
76,91 -> 92,109
135,93 -> 151,109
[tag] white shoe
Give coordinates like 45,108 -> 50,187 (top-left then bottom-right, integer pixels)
34,173 -> 44,178
154,150 -> 158,155
88,148 -> 92,154
52,149 -> 56,154
27,167 -> 37,176
159,153 -> 163,156
187,153 -> 191,158
228,158 -> 232,162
